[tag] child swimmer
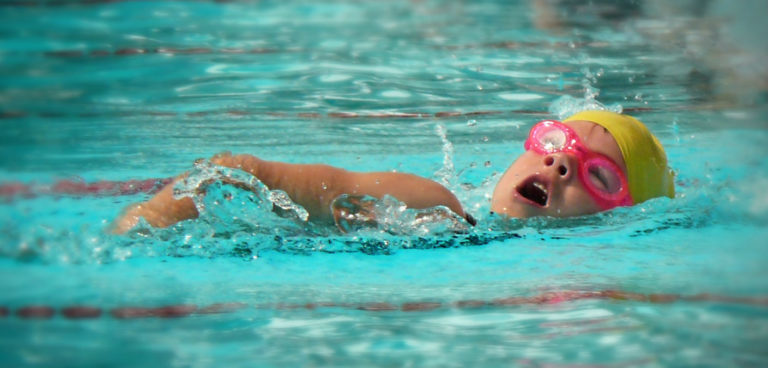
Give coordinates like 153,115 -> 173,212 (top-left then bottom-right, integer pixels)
112,110 -> 675,234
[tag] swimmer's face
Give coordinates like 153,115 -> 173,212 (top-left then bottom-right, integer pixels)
491,120 -> 628,218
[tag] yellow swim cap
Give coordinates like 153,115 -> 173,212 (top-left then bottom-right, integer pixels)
564,110 -> 675,204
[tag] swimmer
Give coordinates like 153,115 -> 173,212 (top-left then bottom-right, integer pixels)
112,110 -> 674,234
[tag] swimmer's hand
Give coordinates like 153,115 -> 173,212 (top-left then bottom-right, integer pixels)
332,195 -> 379,233
111,174 -> 198,234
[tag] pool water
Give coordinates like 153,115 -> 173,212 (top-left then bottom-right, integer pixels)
1,0 -> 767,366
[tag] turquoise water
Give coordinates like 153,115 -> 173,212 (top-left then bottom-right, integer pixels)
1,0 -> 767,366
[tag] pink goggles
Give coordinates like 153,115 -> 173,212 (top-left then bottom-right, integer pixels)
524,120 -> 633,210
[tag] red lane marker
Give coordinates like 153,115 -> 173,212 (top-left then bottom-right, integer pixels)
0,182 -> 33,198
536,291 -> 595,304
110,305 -> 197,319
17,306 -> 55,319
5,290 -> 768,322
647,294 -> 680,303
297,113 -> 321,118
153,305 -> 197,318
111,307 -> 155,319
196,302 -> 248,314
401,302 -> 442,312
248,48 -> 278,54
454,300 -> 488,308
115,48 -> 149,55
597,290 -> 651,302
274,303 -> 307,310
366,112 -> 430,118
491,291 -> 596,306
357,302 -> 398,312
0,177 -> 173,200
0,107 -> 547,120
156,47 -> 212,55
328,112 -> 359,118
464,110 -> 503,116
61,306 -> 102,319
220,48 -> 247,54
683,293 -> 768,306
43,46 -> 283,59
492,296 -> 531,306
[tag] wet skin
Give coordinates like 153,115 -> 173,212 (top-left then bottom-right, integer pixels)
490,120 -> 628,218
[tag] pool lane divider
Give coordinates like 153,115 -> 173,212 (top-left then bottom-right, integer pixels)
2,291 -> 766,322
0,107 -> 655,121
0,177 -> 174,200
0,109 -> 546,120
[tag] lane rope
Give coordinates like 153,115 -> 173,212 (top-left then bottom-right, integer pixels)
0,177 -> 173,200
3,290 -> 766,321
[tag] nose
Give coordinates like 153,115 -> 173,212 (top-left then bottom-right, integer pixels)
543,153 -> 574,182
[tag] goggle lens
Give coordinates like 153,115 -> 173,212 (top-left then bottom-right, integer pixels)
537,124 -> 568,150
585,160 -> 623,195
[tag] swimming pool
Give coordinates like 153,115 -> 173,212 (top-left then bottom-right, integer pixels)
1,0 -> 767,366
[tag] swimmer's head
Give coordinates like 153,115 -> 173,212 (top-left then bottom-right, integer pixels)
491,111 -> 674,218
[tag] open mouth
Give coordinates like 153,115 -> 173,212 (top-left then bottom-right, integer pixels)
516,176 -> 549,207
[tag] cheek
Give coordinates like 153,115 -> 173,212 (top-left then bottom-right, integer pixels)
558,184 -> 602,215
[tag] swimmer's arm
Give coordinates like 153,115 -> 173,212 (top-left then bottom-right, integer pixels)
344,171 -> 466,218
112,153 -> 466,233
211,153 -> 467,221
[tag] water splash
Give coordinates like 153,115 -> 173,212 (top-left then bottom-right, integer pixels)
548,94 -> 623,120
173,159 -> 309,223
433,122 -> 457,190
548,65 -> 622,119
332,194 -> 471,236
